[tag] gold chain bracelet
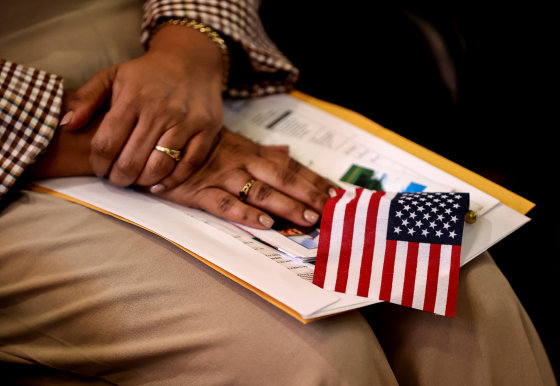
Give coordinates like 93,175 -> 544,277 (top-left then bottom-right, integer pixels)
151,18 -> 230,91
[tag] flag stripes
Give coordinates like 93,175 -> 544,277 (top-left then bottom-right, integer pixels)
313,188 -> 467,317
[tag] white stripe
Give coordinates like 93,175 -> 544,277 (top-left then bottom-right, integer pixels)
345,189 -> 374,295
411,243 -> 431,310
390,240 -> 409,304
433,244 -> 453,315
367,192 -> 397,299
323,189 -> 356,290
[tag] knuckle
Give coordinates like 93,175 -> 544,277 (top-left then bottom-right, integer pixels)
166,99 -> 189,117
253,182 -> 274,202
218,195 -> 237,214
278,168 -> 297,186
189,110 -> 217,130
184,155 -> 204,171
146,157 -> 172,178
114,157 -> 141,177
288,158 -> 303,172
91,137 -> 116,160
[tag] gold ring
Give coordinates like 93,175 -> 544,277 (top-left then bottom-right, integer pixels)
239,179 -> 256,202
155,146 -> 182,162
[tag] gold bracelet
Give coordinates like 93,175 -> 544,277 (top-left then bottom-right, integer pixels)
151,18 -> 230,91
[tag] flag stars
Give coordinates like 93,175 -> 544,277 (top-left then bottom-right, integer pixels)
393,226 -> 402,235
423,213 -> 431,220
407,228 -> 415,236
450,215 -> 458,223
395,211 -> 403,218
449,230 -> 457,239
435,230 -> 443,237
415,220 -> 423,228
421,229 -> 429,237
403,205 -> 411,211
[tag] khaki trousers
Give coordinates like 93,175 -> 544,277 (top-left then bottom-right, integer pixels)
0,0 -> 555,384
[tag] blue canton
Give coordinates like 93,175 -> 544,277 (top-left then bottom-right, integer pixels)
386,192 -> 469,246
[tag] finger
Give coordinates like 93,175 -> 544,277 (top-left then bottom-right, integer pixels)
61,66 -> 117,131
286,157 -> 335,194
156,131 -> 214,190
226,174 -> 321,226
89,104 -> 137,177
246,157 -> 330,213
159,186 -> 275,229
258,145 -> 334,195
265,144 -> 290,155
108,114 -> 184,187
135,124 -> 193,186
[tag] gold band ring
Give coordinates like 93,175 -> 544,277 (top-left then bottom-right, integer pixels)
155,146 -> 182,162
239,179 -> 256,202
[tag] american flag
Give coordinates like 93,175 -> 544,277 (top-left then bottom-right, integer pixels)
313,188 -> 469,317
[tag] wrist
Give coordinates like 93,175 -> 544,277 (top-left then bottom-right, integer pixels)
149,19 -> 230,90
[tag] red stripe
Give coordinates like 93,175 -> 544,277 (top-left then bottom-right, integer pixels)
445,245 -> 461,317
401,242 -> 419,307
423,243 -> 441,312
379,239 -> 398,301
312,190 -> 345,288
357,191 -> 386,297
334,189 -> 363,292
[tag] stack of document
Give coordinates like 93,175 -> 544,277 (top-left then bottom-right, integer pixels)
33,92 -> 533,322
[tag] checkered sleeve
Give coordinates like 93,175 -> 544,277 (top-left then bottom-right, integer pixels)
0,59 -> 63,200
141,0 -> 299,97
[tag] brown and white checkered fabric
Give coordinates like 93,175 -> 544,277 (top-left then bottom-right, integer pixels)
142,0 -> 299,97
0,60 -> 63,200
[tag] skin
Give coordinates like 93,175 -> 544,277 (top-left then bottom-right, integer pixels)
31,93 -> 334,230
61,24 -> 224,191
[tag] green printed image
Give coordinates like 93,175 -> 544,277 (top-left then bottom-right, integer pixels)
341,164 -> 385,191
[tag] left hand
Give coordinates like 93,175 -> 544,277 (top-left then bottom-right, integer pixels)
154,128 -> 335,229
61,24 -> 224,189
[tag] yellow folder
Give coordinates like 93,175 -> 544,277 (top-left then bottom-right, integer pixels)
32,91 -> 534,323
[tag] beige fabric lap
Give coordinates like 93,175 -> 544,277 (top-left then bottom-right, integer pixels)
0,0 -> 555,384
0,191 -> 390,384
0,0 -> 144,89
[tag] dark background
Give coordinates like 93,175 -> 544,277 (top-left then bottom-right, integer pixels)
260,2 -> 556,376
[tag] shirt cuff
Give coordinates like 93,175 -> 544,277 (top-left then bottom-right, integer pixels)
0,59 -> 63,200
141,0 -> 299,97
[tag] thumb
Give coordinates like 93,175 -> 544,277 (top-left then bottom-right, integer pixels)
60,66 -> 117,131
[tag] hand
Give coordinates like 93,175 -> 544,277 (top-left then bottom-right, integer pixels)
61,24 -> 224,189
154,128 -> 335,229
30,91 -> 98,179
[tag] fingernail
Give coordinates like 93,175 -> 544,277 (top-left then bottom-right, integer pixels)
59,111 -> 73,127
150,184 -> 165,194
303,209 -> 319,224
328,187 -> 338,197
259,214 -> 274,228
